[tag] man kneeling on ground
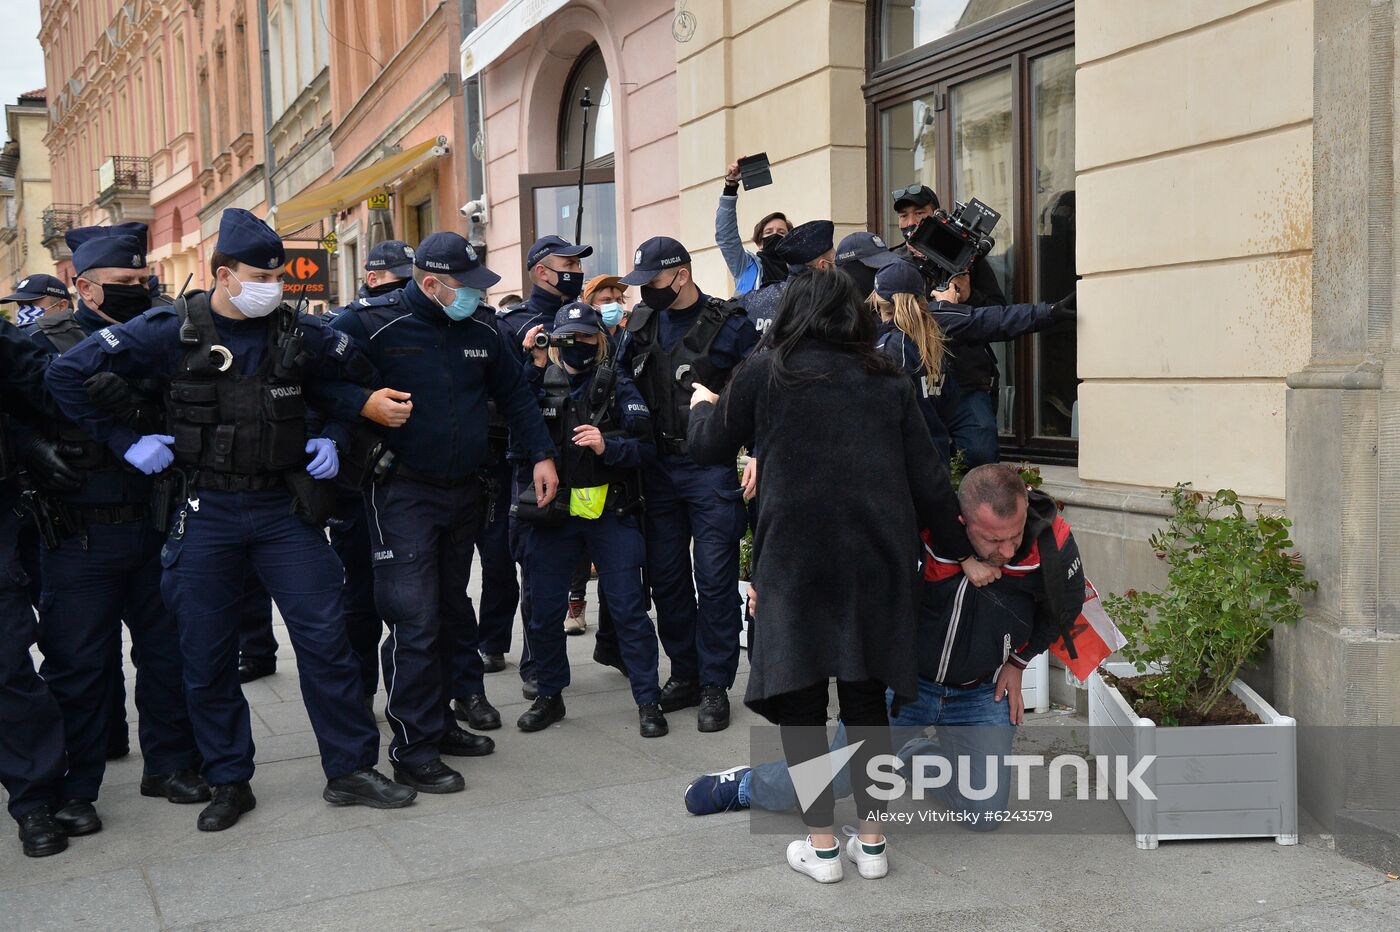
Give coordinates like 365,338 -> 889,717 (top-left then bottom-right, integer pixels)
683,463 -> 1085,824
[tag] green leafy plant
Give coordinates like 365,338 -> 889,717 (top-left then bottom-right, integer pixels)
1103,484 -> 1316,725
947,451 -> 1042,493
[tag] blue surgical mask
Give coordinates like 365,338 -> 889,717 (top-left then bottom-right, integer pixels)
599,302 -> 624,327
433,283 -> 483,321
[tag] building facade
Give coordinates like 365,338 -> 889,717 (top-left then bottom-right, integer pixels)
463,0 -> 1396,862
0,89 -> 53,303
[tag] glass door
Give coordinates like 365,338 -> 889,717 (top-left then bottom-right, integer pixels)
520,168 -> 619,282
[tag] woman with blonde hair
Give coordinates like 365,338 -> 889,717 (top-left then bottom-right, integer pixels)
869,260 -> 1075,464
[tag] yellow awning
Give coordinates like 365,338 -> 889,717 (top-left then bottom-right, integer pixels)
272,137 -> 444,235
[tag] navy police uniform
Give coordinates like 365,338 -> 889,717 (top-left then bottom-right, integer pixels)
44,209 -> 386,795
3,274 -> 71,327
0,318 -> 69,851
518,303 -> 662,726
329,232 -> 554,778
491,236 -> 593,688
617,237 -> 758,713
873,259 -> 1058,464
26,223 -> 201,812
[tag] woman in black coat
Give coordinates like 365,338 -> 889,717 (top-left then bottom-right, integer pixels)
686,269 -> 992,884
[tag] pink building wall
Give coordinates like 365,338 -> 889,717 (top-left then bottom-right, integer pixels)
478,0 -> 678,302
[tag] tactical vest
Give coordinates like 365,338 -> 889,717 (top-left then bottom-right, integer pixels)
166,292 -> 309,490
36,310 -> 164,470
625,297 -> 742,456
538,364 -> 631,493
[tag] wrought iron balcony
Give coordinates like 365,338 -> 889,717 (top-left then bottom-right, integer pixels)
98,156 -> 152,196
41,203 -> 82,244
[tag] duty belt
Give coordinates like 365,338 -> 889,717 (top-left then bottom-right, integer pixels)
188,470 -> 286,492
75,502 -> 150,526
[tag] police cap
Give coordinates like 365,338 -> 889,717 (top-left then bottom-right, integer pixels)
772,219 -> 834,265
619,236 -> 691,285
216,208 -> 286,271
525,234 -> 593,271
365,240 -> 415,277
552,301 -> 604,336
414,231 -> 501,290
874,258 -> 928,303
1,273 -> 71,303
66,222 -> 149,278
835,231 -> 902,270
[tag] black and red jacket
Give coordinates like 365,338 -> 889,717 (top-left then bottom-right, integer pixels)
917,488 -> 1085,686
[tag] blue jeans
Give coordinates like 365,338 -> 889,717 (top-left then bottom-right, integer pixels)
949,389 -> 999,467
749,677 -> 1015,827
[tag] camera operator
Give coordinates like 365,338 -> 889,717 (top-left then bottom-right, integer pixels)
514,302 -> 666,738
892,184 -> 1007,467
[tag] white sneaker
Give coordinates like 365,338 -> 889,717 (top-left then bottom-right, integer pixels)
843,827 -> 889,879
786,835 -> 843,883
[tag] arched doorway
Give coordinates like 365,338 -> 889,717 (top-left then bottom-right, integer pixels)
520,44 -> 619,277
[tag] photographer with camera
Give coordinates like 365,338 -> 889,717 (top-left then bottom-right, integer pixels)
513,302 -> 666,738
892,184 -> 1009,467
716,157 -> 792,297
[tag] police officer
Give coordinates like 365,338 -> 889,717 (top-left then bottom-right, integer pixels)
735,220 -> 838,334
497,235 -> 593,699
892,183 -> 1008,466
0,317 -> 70,857
515,301 -> 666,737
45,208 -> 415,832
24,223 -> 208,840
329,231 -> 558,794
3,274 -> 72,326
305,239 -> 417,702
617,236 -> 758,732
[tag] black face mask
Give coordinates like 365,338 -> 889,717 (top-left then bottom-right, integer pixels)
900,224 -> 918,242
365,279 -> 402,297
760,232 -> 786,252
560,343 -> 598,371
551,269 -> 584,300
640,275 -> 682,312
94,283 -> 153,323
841,263 -> 877,300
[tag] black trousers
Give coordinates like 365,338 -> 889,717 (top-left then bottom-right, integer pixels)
770,678 -> 891,830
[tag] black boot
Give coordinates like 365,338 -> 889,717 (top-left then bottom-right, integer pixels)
516,694 -> 566,732
638,702 -> 669,738
53,800 -> 102,836
453,694 -> 502,731
323,768 -> 418,809
141,769 -> 212,804
197,782 -> 256,832
479,651 -> 507,673
237,657 -> 276,683
658,677 -> 700,713
440,724 -> 496,757
392,758 -> 465,794
17,807 -> 67,858
697,685 -> 731,733
521,674 -> 539,701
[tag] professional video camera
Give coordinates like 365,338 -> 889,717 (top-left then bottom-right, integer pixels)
906,197 -> 1001,289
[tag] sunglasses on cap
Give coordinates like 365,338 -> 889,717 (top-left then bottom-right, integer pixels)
891,185 -> 930,200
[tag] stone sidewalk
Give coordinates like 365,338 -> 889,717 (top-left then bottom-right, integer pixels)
2,586 -> 1398,931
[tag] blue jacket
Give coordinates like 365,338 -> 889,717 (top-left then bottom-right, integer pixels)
44,297 -> 371,461
331,280 -> 554,482
716,192 -> 761,296
497,288 -> 565,363
876,320 -> 961,465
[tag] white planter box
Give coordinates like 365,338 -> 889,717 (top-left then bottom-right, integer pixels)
739,580 -> 751,649
1088,662 -> 1298,850
1020,651 -> 1050,713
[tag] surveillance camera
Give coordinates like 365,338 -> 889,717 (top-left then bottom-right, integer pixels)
460,198 -> 488,224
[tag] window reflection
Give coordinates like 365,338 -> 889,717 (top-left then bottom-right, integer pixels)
883,0 -> 1036,59
560,46 -> 614,170
881,99 -> 938,246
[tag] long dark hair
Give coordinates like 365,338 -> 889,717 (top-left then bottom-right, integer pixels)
757,269 -> 896,389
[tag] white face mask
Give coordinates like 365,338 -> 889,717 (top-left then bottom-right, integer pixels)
224,274 -> 284,318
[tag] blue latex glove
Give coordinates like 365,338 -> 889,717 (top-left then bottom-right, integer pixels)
305,438 -> 339,480
123,434 -> 175,475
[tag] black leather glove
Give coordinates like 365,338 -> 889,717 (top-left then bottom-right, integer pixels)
18,435 -> 83,492
1050,290 -> 1077,323
85,372 -> 138,412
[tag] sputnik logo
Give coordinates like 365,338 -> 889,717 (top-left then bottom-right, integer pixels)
788,740 -> 865,814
